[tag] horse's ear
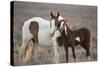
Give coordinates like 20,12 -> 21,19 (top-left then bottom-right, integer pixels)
51,12 -> 54,18
57,12 -> 60,18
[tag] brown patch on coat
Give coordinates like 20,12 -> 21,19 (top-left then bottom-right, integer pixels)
22,21 -> 39,64
29,21 -> 39,43
57,36 -> 64,46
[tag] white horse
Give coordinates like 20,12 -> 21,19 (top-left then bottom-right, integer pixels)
19,12 -> 64,64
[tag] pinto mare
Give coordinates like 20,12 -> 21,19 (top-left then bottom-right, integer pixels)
19,12 -> 63,64
54,16 -> 92,62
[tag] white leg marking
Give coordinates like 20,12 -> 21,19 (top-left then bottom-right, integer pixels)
51,31 -> 61,63
58,16 -> 64,21
53,41 -> 59,63
87,56 -> 91,61
75,36 -> 80,41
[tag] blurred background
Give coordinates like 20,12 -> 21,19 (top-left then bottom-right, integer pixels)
13,1 -> 97,66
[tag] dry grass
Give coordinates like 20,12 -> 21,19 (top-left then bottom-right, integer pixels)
13,1 -> 97,66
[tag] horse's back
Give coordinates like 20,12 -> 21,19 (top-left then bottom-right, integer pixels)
23,17 -> 52,46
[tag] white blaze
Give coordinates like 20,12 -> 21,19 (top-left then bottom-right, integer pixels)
58,16 -> 64,21
64,25 -> 67,35
60,21 -> 64,29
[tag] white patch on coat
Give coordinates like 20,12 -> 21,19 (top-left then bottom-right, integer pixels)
53,40 -> 59,63
51,30 -> 61,63
51,30 -> 61,41
60,21 -> 64,29
21,17 -> 53,51
20,17 -> 61,63
75,36 -> 80,41
64,25 -> 67,35
49,19 -> 56,36
58,16 -> 64,21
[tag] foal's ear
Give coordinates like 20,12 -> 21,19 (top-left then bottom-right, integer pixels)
57,12 -> 60,18
64,20 -> 68,24
64,20 -> 68,22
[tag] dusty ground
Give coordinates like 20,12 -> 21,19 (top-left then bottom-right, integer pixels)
12,1 -> 97,66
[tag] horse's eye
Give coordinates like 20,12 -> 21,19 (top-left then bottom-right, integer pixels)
56,21 -> 61,28
57,23 -> 60,28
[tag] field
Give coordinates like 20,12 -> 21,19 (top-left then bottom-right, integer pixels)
12,1 -> 97,66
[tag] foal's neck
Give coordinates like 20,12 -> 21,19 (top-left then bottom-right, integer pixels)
62,24 -> 73,37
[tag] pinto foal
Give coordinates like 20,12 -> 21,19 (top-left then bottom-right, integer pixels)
56,18 -> 92,62
60,21 -> 76,62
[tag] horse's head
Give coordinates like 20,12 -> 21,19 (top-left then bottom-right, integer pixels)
49,12 -> 65,37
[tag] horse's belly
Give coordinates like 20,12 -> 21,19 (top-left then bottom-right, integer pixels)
38,27 -> 53,46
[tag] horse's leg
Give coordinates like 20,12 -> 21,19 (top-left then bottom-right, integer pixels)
53,40 -> 59,63
30,33 -> 39,61
22,39 -> 33,64
19,38 -> 30,57
71,46 -> 76,62
19,39 -> 28,56
33,44 -> 38,59
19,38 -> 32,64
23,34 -> 39,64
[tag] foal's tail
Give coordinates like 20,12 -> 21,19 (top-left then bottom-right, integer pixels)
89,32 -> 92,50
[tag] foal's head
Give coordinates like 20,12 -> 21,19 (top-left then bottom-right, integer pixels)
49,12 -> 65,36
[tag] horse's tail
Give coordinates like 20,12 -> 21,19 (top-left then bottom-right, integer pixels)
22,41 -> 34,64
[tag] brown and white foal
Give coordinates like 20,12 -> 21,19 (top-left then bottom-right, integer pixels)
54,15 -> 92,62
59,20 -> 76,62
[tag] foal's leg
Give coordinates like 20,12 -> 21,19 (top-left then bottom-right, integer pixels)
81,42 -> 91,60
71,46 -> 76,62
86,49 -> 91,61
63,43 -> 68,63
84,43 -> 91,61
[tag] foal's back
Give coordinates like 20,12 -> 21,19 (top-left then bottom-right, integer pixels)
74,28 -> 91,43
